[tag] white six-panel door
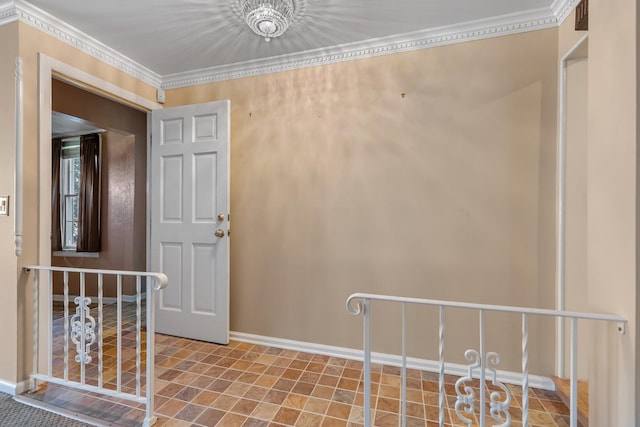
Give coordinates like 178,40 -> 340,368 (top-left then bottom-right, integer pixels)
150,101 -> 230,344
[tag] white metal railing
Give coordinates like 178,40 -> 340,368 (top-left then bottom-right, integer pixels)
346,293 -> 626,427
24,266 -> 168,427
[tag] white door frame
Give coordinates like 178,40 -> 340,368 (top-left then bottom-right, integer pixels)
37,53 -> 160,267
36,54 -> 161,371
555,33 -> 589,377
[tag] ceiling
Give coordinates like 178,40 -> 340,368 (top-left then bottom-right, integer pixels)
52,111 -> 104,138
18,0 -> 565,84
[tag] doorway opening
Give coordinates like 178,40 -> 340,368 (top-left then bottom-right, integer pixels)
49,79 -> 148,302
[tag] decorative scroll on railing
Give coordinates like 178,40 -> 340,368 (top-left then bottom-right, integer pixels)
346,293 -> 626,427
24,266 -> 168,427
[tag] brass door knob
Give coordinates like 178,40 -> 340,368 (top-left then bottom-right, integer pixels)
215,229 -> 225,238
217,214 -> 225,222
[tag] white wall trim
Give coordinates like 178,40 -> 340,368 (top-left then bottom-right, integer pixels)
0,379 -> 17,395
161,6 -> 561,88
0,2 -> 18,26
552,0 -> 580,23
0,378 -> 30,396
9,0 -> 161,87
0,0 -> 578,89
230,331 -> 556,391
38,53 -> 161,268
14,56 -> 23,256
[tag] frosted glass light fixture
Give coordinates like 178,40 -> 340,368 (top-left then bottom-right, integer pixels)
240,0 -> 294,42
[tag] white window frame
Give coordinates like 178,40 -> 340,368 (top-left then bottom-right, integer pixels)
60,139 -> 80,250
53,135 -> 101,257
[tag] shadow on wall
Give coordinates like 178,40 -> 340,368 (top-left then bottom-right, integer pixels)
166,28 -> 558,375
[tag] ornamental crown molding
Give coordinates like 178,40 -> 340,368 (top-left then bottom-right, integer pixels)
162,5 -> 564,88
0,0 -> 578,90
1,0 -> 161,87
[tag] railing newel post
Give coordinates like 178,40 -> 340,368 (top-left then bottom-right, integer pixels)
145,275 -> 158,426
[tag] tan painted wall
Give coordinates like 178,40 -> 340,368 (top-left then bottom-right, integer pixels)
167,29 -> 559,374
50,79 -> 147,297
558,9 -> 587,59
5,21 -> 157,384
0,22 -> 19,385
587,0 -> 638,424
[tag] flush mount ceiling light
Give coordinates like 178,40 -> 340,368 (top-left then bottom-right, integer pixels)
240,0 -> 295,42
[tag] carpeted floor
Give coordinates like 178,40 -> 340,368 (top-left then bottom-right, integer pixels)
0,392 -> 93,427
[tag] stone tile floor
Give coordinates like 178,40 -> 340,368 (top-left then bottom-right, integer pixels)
22,302 -> 573,426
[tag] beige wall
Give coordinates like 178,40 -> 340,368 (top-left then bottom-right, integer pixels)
167,29 -> 559,373
587,0 -> 638,424
0,22 -> 19,385
50,79 -> 147,297
558,10 -> 587,59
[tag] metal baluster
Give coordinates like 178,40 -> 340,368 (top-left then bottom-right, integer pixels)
80,272 -> 86,385
363,299 -> 371,427
98,273 -> 103,389
145,276 -> 157,426
63,271 -> 69,381
136,276 -> 141,397
479,310 -> 486,427
439,307 -> 445,427
401,302 -> 407,427
31,269 -> 39,392
47,271 -> 53,378
117,274 -> 122,393
570,318 -> 578,427
522,313 -> 529,426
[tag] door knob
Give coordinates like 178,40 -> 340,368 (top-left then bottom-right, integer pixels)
217,214 -> 225,222
215,229 -> 225,238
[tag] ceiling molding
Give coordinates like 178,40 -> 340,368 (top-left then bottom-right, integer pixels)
0,2 -> 18,25
161,4 -> 568,89
552,0 -> 580,22
8,0 -> 162,87
0,0 -> 577,90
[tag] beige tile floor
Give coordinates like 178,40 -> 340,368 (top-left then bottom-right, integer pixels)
23,302 -> 573,427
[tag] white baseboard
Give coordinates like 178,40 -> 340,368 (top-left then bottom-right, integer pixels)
52,293 -> 146,304
230,331 -> 555,391
0,380 -> 17,395
0,378 -> 30,396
